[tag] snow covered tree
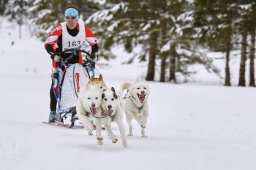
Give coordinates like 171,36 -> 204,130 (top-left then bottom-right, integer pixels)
236,1 -> 256,87
159,0 -> 194,82
194,0 -> 256,87
7,0 -> 33,39
0,0 -> 9,15
249,29 -> 255,87
194,0 -> 238,86
87,0 -> 216,82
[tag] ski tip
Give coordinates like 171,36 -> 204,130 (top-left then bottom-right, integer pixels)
42,121 -> 67,127
42,122 -> 83,129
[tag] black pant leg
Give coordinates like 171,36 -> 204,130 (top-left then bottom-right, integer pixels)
50,84 -> 57,112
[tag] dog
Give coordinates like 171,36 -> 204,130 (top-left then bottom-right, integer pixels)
76,74 -> 107,145
101,87 -> 127,148
121,78 -> 150,137
88,74 -> 107,92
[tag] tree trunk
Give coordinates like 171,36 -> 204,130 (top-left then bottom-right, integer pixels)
249,30 -> 255,87
160,54 -> 167,82
19,24 -> 22,39
159,18 -> 167,83
224,29 -> 231,86
238,31 -> 247,86
146,31 -> 157,81
169,43 -> 176,82
18,0 -> 23,39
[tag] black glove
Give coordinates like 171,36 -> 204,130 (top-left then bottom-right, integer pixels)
50,52 -> 62,62
91,61 -> 95,69
91,52 -> 95,59
51,71 -> 58,79
82,60 -> 95,70
90,52 -> 98,61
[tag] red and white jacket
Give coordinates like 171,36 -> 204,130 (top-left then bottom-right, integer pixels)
44,21 -> 98,68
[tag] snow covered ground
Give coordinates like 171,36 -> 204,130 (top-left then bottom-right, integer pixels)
1,18 -> 256,170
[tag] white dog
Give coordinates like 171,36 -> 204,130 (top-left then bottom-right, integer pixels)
121,79 -> 150,137
76,84 -> 103,138
77,75 -> 126,146
76,74 -> 107,145
101,87 -> 127,148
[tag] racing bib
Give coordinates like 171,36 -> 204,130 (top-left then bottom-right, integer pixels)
61,20 -> 86,51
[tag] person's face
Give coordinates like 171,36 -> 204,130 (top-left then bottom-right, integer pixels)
65,16 -> 78,29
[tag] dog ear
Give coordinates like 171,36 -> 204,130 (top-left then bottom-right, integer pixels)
110,87 -> 118,99
111,87 -> 116,93
136,77 -> 146,83
113,93 -> 118,99
99,74 -> 103,80
135,78 -> 140,83
89,77 -> 94,83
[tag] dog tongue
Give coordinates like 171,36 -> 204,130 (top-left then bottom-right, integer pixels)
102,110 -> 113,116
91,107 -> 96,115
139,94 -> 145,102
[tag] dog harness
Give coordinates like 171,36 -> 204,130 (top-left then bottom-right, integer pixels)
85,110 -> 112,119
123,90 -> 144,113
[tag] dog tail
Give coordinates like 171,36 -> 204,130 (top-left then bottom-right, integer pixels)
121,82 -> 132,91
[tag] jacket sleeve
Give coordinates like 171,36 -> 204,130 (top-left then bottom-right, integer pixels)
85,26 -> 99,53
44,24 -> 62,56
44,24 -> 62,68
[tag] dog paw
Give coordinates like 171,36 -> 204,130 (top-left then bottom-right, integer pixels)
97,138 -> 103,145
112,138 -> 118,143
88,131 -> 93,136
128,133 -> 133,136
97,141 -> 103,145
141,135 -> 147,138
122,141 -> 128,148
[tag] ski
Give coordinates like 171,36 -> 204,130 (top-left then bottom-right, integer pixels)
42,121 -> 69,127
42,122 -> 84,129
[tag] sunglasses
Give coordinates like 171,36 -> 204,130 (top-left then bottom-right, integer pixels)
66,16 -> 76,19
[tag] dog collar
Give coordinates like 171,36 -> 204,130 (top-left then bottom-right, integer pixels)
137,104 -> 144,113
91,110 -> 111,119
123,91 -> 144,112
130,95 -> 144,113
91,114 -> 108,119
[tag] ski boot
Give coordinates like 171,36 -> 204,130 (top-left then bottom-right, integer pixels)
54,113 -> 63,124
48,111 -> 56,123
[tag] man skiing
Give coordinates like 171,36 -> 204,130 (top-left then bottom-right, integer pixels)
44,6 -> 99,123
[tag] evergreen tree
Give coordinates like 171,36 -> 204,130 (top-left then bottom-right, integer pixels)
243,1 -> 256,87
238,30 -> 247,86
0,0 -> 9,15
156,0 -> 220,83
86,0 -> 160,72
249,30 -> 255,87
236,1 -> 256,87
88,0 -> 216,82
7,0 -> 33,39
194,0 -> 238,86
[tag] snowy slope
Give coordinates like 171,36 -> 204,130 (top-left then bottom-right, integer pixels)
1,18 -> 256,170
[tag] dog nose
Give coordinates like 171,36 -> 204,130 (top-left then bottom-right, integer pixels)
91,103 -> 95,108
108,105 -> 112,109
141,91 -> 145,94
